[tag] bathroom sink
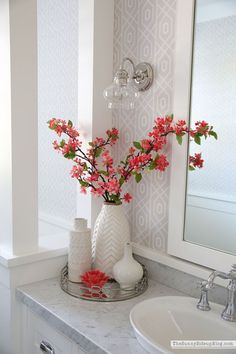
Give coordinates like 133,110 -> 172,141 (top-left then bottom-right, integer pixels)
130,296 -> 236,354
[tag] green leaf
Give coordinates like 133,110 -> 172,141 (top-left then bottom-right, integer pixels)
176,135 -> 183,145
148,160 -> 156,170
60,139 -> 65,147
64,150 -> 76,159
135,173 -> 142,183
47,120 -> 56,130
194,134 -> 201,145
189,165 -> 195,171
99,170 -> 109,176
119,176 -> 125,186
209,131 -> 218,140
68,120 -> 73,127
133,141 -> 142,150
110,194 -> 121,203
79,180 -> 89,187
95,147 -> 102,158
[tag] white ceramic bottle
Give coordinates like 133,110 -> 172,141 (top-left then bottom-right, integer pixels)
112,242 -> 143,290
68,218 -> 91,283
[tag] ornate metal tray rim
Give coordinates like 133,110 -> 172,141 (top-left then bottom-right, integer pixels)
60,263 -> 148,302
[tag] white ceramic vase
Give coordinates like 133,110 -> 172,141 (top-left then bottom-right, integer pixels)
112,242 -> 143,290
68,218 -> 91,283
92,202 -> 130,277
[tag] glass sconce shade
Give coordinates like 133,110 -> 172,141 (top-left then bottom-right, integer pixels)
103,58 -> 153,110
103,78 -> 139,110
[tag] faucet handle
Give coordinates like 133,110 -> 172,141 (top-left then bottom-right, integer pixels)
198,280 -> 207,288
197,281 -> 211,311
197,280 -> 214,290
229,264 -> 236,279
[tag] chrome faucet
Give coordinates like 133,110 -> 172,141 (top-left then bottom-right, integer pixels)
197,264 -> 236,322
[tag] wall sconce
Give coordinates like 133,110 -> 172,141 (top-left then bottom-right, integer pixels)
103,57 -> 153,109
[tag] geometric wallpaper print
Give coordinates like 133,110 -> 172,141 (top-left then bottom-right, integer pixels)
38,0 -> 78,223
113,0 -> 176,252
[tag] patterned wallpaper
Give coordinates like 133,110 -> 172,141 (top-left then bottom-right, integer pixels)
112,0 -> 177,252
38,0 -> 78,223
38,0 -> 177,251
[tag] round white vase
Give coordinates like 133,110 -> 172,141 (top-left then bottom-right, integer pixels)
92,202 -> 130,277
112,242 -> 143,290
68,218 -> 91,283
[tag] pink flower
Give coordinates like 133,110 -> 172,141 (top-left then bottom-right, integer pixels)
49,115 -> 215,205
124,193 -> 132,203
106,128 -> 119,144
129,147 -> 136,155
55,125 -> 63,136
152,136 -> 166,151
48,118 -> 79,138
189,153 -> 204,168
129,154 -> 152,171
175,120 -> 187,135
70,165 -> 85,178
49,118 -> 57,129
86,173 -> 99,182
91,187 -> 104,197
195,121 -> 209,136
141,139 -> 152,151
52,140 -> 60,150
81,270 -> 109,288
106,127 -> 119,137
107,166 -> 115,175
106,178 -> 120,194
154,116 -> 173,135
92,137 -> 105,147
155,155 -> 169,171
102,150 -> 113,166
67,127 -> 79,138
80,187 -> 87,194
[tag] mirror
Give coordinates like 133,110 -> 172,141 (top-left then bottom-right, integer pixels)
184,0 -> 236,255
168,0 -> 236,271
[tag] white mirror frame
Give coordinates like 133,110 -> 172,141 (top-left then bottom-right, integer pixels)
168,0 -> 236,272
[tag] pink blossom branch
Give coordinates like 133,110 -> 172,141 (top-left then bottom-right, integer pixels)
48,116 -> 217,204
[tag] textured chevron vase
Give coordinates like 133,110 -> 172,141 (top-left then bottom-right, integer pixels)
92,203 -> 130,277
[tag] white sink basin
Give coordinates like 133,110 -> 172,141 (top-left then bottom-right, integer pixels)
130,296 -> 236,354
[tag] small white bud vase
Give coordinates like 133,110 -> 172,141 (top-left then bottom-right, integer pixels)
112,242 -> 143,290
68,218 -> 91,283
92,202 -> 130,277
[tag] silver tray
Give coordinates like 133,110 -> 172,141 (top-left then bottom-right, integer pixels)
60,264 -> 148,302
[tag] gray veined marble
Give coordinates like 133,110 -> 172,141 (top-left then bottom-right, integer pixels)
16,278 -> 184,354
135,256 -> 227,306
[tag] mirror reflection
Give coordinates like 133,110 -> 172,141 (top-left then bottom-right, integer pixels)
184,0 -> 236,255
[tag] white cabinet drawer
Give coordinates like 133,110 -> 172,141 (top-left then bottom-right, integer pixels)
23,307 -> 86,354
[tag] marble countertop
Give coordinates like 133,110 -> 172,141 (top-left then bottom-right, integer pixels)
16,278 -> 184,354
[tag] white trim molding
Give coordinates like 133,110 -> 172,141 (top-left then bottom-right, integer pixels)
167,0 -> 236,271
0,0 -> 38,255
